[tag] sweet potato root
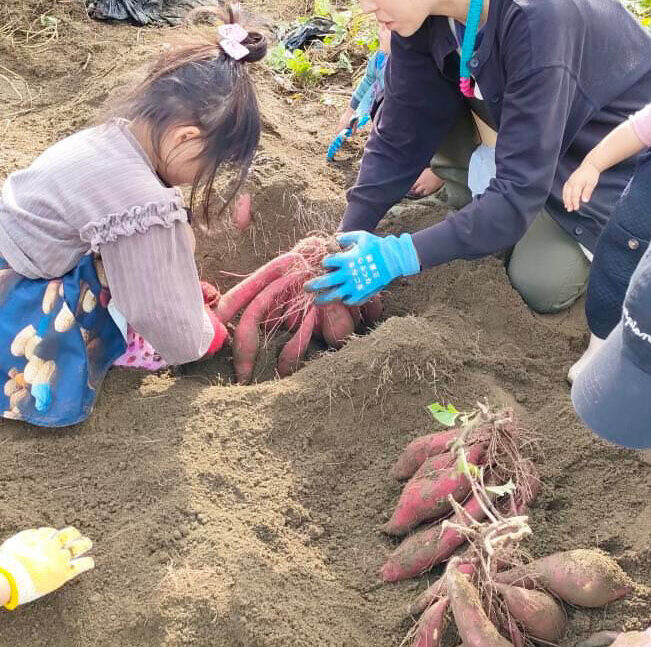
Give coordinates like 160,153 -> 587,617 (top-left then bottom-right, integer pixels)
495,583 -> 567,642
383,443 -> 486,536
411,597 -> 449,647
495,549 -> 633,608
447,559 -> 514,647
390,429 -> 460,481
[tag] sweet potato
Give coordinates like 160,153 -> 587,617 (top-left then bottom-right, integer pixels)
381,491 -> 489,582
232,193 -> 252,231
494,549 -> 633,608
361,295 -> 383,325
217,252 -> 305,324
390,429 -> 460,481
495,583 -> 566,642
200,281 -> 220,308
383,443 -> 485,536
411,596 -> 449,647
320,302 -> 355,349
276,306 -> 317,378
447,559 -> 513,647
232,274 -> 298,383
576,632 -> 626,647
408,563 -> 475,617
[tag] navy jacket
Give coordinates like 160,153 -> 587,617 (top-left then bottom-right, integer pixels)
341,0 -> 651,269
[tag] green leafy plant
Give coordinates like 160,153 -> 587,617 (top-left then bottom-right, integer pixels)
427,402 -> 461,427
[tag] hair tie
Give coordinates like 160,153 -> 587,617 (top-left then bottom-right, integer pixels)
217,23 -> 249,60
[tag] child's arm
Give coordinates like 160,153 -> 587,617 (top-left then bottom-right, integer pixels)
563,105 -> 651,212
101,221 -> 226,365
351,54 -> 379,113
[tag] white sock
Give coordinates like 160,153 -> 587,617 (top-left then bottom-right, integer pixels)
567,333 -> 606,384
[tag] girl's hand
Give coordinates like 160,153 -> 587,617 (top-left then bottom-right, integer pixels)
337,106 -> 355,134
563,161 -> 601,212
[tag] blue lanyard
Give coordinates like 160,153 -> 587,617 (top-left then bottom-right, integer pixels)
459,0 -> 484,97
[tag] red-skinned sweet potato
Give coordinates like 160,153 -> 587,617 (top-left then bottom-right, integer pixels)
217,252 -> 306,324
276,306 -> 317,378
232,274 -> 297,383
447,559 -> 514,647
408,563 -> 475,617
320,302 -> 355,349
495,583 -> 567,642
383,443 -> 486,536
390,429 -> 460,481
381,491 -> 490,582
495,549 -> 633,608
411,597 -> 449,647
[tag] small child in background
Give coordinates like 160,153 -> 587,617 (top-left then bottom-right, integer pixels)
563,101 -> 651,384
334,22 -> 444,198
0,5 -> 267,427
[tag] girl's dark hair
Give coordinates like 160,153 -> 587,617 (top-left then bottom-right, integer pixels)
108,3 -> 267,229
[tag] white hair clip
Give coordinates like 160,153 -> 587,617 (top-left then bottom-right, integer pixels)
217,23 -> 250,61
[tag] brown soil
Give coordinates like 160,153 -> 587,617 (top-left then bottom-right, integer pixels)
0,2 -> 649,646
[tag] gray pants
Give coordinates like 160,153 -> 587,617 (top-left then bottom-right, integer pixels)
430,110 -> 590,314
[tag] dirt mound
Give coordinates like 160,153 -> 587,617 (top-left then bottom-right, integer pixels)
0,2 -> 649,646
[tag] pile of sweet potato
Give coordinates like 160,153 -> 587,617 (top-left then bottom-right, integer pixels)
380,410 -> 538,583
216,236 -> 382,382
409,550 -> 634,647
380,406 -> 639,647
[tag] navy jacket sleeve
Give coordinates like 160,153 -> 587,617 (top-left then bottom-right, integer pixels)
412,65 -> 577,267
340,26 -> 464,233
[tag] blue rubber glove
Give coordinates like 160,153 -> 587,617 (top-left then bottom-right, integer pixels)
305,231 -> 421,305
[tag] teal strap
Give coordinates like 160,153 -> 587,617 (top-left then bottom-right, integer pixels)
459,0 -> 484,81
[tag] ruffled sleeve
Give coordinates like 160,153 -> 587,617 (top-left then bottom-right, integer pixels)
79,196 -> 187,252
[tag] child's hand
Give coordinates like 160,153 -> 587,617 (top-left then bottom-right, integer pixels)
337,106 -> 355,134
563,161 -> 601,212
0,526 -> 94,609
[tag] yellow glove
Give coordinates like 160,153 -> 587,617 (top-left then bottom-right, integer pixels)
0,526 -> 94,610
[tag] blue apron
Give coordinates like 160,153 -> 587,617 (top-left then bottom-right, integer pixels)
0,254 -> 126,427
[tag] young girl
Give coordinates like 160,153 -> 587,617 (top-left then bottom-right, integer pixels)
563,102 -> 651,382
0,4 -> 267,427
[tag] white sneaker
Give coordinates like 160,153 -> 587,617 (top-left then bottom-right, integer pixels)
567,333 -> 606,384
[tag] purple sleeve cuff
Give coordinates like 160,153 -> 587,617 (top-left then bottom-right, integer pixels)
411,219 -> 462,268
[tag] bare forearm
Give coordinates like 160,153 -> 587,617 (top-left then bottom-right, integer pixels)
584,121 -> 645,172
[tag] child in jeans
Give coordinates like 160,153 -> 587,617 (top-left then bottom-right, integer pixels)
0,5 -> 267,426
563,102 -> 651,383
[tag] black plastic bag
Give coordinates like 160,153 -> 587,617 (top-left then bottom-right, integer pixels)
282,16 -> 335,51
87,0 -> 215,25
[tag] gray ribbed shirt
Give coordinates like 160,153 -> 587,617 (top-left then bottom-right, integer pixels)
0,119 -> 213,364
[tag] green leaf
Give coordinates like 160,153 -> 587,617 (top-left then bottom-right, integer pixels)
314,0 -> 331,17
486,479 -> 517,497
427,402 -> 460,427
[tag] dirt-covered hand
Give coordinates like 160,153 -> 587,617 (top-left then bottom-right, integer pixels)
0,527 -> 94,610
562,161 -> 601,212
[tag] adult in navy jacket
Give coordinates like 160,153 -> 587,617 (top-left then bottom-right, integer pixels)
307,0 -> 651,380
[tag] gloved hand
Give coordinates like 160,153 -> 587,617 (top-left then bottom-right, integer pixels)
200,281 -> 221,309
305,231 -> 421,305
0,526 -> 94,610
204,306 -> 229,357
